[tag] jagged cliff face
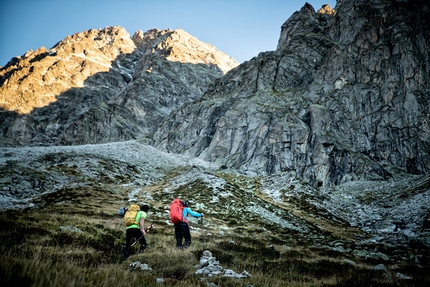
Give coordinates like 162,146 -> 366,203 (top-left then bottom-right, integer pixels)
0,27 -> 239,145
153,0 -> 430,186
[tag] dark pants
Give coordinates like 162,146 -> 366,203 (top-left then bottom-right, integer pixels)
174,222 -> 191,249
124,227 -> 146,258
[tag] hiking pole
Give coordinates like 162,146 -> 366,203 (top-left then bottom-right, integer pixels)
130,223 -> 155,248
201,216 -> 205,250
130,235 -> 144,248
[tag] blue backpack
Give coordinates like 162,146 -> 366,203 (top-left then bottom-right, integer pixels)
118,206 -> 126,217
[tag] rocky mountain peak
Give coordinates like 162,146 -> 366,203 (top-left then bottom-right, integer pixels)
317,4 -> 336,15
162,28 -> 239,74
0,26 -> 136,114
0,25 -> 238,146
131,28 -> 172,47
132,28 -> 239,74
53,26 -> 135,59
277,2 -> 336,49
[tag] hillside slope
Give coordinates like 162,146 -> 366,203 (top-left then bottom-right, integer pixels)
0,139 -> 429,286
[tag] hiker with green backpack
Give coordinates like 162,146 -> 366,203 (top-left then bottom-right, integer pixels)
123,203 -> 150,259
170,199 -> 203,249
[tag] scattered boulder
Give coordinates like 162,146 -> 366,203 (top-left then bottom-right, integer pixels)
372,263 -> 392,278
396,272 -> 412,280
196,250 -> 251,279
342,259 -> 357,266
223,269 -> 252,279
60,226 -> 82,233
129,261 -> 152,271
389,264 -> 400,270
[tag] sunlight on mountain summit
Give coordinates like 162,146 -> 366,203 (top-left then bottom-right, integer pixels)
160,29 -> 239,74
0,27 -> 238,115
0,26 -> 136,115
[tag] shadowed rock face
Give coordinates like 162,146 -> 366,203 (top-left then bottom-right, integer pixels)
0,27 -> 239,146
153,0 -> 430,186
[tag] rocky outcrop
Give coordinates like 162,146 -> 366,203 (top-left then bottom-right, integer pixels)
196,250 -> 251,279
0,27 -> 239,146
153,0 -> 430,186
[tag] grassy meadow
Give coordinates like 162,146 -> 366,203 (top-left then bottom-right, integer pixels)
0,146 -> 429,286
1,191 -> 428,287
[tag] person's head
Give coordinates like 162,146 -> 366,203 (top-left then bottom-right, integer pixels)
181,200 -> 188,207
140,204 -> 150,212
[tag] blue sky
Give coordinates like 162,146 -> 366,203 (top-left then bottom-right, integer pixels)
0,0 -> 336,66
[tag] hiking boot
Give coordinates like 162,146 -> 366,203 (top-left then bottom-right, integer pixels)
183,241 -> 191,249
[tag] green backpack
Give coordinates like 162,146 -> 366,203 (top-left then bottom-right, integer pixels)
124,204 -> 140,226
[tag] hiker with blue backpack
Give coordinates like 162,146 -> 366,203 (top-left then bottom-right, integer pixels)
170,199 -> 203,249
